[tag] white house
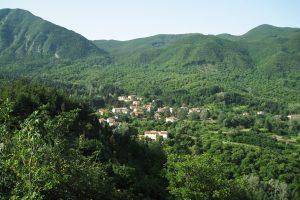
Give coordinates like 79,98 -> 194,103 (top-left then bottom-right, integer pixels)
157,107 -> 169,113
132,101 -> 141,106
98,118 -> 106,123
287,114 -> 300,121
166,116 -> 178,123
118,96 -> 127,101
188,108 -> 201,113
128,95 -> 137,101
112,108 -> 129,114
145,104 -> 153,112
98,108 -> 108,115
144,131 -> 168,140
130,111 -> 144,117
106,118 -> 119,126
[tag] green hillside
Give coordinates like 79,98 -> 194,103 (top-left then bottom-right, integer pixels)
0,8 -> 299,106
94,33 -> 253,68
243,25 -> 300,76
87,25 -> 292,106
94,24 -> 300,75
217,25 -> 300,76
0,9 -> 108,61
94,34 -> 191,54
1,9 -> 300,199
241,24 -> 300,41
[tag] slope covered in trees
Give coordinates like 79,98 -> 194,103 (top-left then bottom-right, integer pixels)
0,8 -> 300,199
1,79 -> 299,199
0,80 -> 169,199
0,9 -> 108,62
0,9 -> 299,106
91,24 -> 298,106
94,24 -> 300,77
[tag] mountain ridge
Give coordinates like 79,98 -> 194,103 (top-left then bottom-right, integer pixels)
0,8 -> 299,104
93,24 -> 300,74
0,8 -> 108,61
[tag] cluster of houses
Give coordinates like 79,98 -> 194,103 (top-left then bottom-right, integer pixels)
115,95 -> 152,117
97,95 -> 209,141
97,94 -> 300,142
100,94 -> 300,125
118,95 -> 143,102
154,106 -> 206,122
98,95 -> 149,126
99,100 -> 206,126
143,131 -> 168,141
98,117 -> 119,127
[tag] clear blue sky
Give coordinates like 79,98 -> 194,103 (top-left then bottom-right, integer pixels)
1,0 -> 299,40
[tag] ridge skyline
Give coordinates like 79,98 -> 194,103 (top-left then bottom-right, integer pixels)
1,8 -> 299,42
1,0 -> 299,40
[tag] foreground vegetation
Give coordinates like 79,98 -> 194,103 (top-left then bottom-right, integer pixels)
0,80 -> 299,199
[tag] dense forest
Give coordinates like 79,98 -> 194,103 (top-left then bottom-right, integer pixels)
0,8 -> 300,200
1,80 -> 299,200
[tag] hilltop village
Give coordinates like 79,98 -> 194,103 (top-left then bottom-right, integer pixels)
97,95 -> 209,140
97,95 -> 300,142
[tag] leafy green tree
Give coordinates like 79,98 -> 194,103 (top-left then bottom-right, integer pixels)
165,153 -> 236,200
238,175 -> 290,200
177,109 -> 188,120
7,111 -> 63,199
188,112 -> 200,120
0,99 -> 16,199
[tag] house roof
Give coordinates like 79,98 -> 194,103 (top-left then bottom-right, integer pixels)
144,131 -> 158,135
144,131 -> 168,135
159,131 -> 168,135
166,116 -> 177,119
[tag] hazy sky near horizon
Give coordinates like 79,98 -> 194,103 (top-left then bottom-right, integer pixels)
1,0 -> 299,40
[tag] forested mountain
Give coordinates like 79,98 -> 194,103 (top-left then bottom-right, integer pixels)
1,75 -> 300,200
0,9 -> 108,61
94,34 -> 191,55
0,8 -> 300,199
218,24 -> 300,76
95,34 -> 253,68
95,24 -> 300,106
0,8 -> 299,106
94,24 -> 300,75
0,8 -> 299,75
242,25 -> 300,76
240,24 -> 300,41
94,33 -> 253,68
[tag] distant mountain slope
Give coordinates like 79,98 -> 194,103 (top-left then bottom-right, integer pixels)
216,33 -> 239,41
240,24 -> 300,41
93,34 -> 194,58
0,8 -> 298,105
151,34 -> 253,68
94,34 -> 253,68
0,9 -> 107,61
238,25 -> 300,75
95,24 -> 300,75
217,24 -> 300,42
